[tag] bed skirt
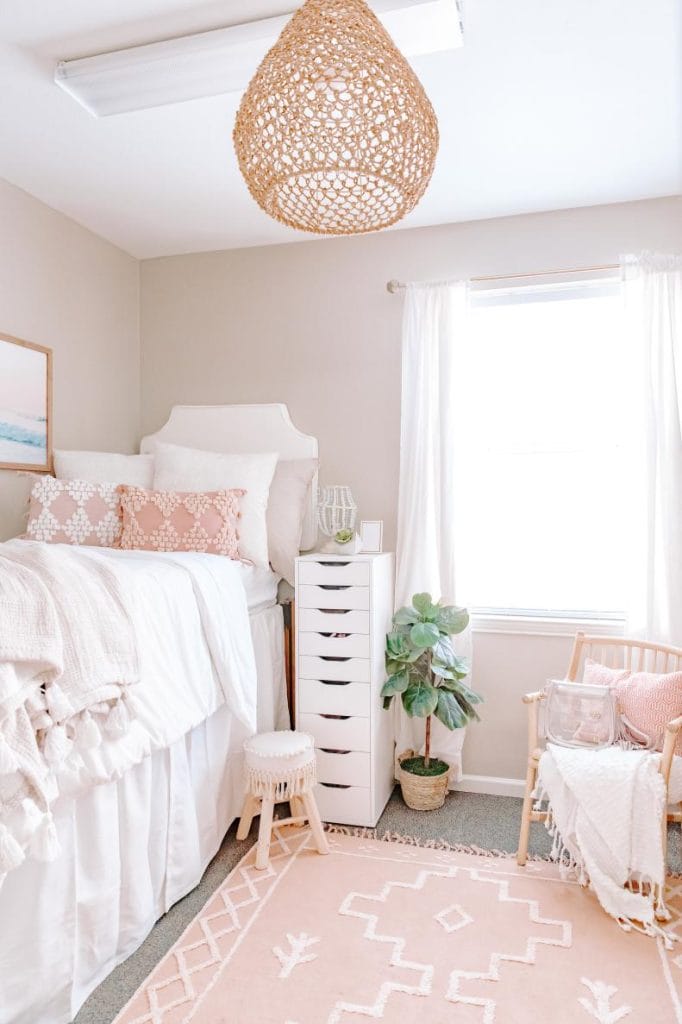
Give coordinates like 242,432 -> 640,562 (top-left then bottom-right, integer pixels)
0,603 -> 287,1024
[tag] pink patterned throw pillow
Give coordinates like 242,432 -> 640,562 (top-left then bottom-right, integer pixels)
616,670 -> 682,753
583,657 -> 682,752
117,485 -> 244,557
26,477 -> 121,547
583,658 -> 631,688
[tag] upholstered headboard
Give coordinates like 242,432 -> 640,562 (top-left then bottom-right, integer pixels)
140,404 -> 319,550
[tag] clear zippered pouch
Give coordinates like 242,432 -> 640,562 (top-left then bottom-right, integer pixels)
543,679 -> 618,749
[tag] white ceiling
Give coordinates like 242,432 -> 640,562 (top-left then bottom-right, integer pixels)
0,0 -> 679,259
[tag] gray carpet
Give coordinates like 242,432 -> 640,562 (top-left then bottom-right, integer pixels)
75,788 -> 682,1023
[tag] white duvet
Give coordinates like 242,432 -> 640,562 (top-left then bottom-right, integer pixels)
0,541 -> 258,876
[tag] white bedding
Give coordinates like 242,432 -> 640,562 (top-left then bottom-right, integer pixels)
0,542 -> 281,879
50,547 -> 264,800
0,545 -> 287,1024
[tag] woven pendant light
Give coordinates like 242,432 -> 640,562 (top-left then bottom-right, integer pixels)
233,0 -> 439,236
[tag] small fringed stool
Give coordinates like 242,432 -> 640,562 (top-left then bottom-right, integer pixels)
237,730 -> 329,870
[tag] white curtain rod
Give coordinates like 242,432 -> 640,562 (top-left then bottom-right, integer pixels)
386,262 -> 620,293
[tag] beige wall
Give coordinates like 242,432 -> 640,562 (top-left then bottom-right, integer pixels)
140,196 -> 682,552
140,196 -> 682,782
0,178 -> 140,540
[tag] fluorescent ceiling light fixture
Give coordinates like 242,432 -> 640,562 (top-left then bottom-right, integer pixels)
54,0 -> 463,117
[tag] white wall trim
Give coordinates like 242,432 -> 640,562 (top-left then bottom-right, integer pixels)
453,774 -> 526,799
470,612 -> 626,638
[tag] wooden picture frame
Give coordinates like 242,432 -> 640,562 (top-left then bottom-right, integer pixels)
0,332 -> 52,472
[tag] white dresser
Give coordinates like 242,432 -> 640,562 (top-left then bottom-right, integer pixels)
294,552 -> 395,827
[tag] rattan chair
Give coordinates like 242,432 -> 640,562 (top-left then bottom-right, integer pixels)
517,631 -> 682,867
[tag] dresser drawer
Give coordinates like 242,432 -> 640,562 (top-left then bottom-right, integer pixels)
298,560 -> 370,587
298,678 -> 371,718
299,712 -> 371,751
299,656 -> 370,682
298,633 -> 370,658
298,585 -> 370,611
315,749 -> 370,787
314,782 -> 372,826
298,608 -> 370,634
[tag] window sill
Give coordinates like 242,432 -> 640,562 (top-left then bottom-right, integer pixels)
469,612 -> 626,638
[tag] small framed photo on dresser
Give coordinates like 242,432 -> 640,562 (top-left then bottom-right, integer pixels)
360,520 -> 383,553
0,332 -> 52,472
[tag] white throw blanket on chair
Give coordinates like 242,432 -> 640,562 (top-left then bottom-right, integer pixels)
536,743 -> 682,941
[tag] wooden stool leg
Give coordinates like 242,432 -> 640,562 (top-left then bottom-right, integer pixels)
302,792 -> 329,856
237,794 -> 260,841
290,795 -> 306,824
255,796 -> 275,870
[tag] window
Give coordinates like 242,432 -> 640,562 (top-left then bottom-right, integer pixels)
453,276 -> 628,619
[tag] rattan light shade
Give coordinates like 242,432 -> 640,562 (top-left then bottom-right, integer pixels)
233,0 -> 439,236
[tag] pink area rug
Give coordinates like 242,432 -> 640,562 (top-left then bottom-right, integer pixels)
114,828 -> 682,1024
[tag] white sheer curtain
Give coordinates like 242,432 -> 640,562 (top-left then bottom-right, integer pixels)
622,253 -> 682,644
394,281 -> 472,783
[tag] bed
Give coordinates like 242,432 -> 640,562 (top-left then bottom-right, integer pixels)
0,404 -> 318,1024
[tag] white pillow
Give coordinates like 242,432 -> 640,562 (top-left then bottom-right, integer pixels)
267,458 -> 318,584
54,449 -> 154,488
152,442 -> 278,568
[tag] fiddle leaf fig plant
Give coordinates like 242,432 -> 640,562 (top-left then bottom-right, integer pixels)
382,592 -> 483,775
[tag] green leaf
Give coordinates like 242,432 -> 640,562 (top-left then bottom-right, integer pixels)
393,605 -> 420,626
381,670 -> 410,698
450,655 -> 470,678
458,681 -> 484,704
412,592 -> 439,621
435,605 -> 470,635
438,678 -> 482,703
409,622 -> 440,649
401,681 -> 438,718
386,631 -> 409,657
450,688 -> 482,722
385,632 -> 421,664
431,661 -> 455,679
434,690 -> 468,730
433,634 -> 455,664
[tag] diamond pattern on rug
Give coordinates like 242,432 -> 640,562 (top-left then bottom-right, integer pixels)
113,830 -> 682,1024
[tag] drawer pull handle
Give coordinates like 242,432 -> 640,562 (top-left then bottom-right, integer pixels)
319,608 -> 350,614
318,561 -> 351,567
320,783 -> 352,789
320,714 -> 350,720
320,680 -> 351,686
318,632 -> 351,638
320,748 -> 351,755
320,656 -> 350,662
319,585 -> 350,591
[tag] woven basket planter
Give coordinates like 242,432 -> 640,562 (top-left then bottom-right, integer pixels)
397,750 -> 450,811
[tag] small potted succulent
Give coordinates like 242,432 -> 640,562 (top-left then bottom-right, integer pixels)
382,592 -> 483,810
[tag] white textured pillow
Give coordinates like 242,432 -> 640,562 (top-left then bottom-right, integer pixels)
54,450 -> 154,488
152,442 -> 278,568
267,458 -> 318,584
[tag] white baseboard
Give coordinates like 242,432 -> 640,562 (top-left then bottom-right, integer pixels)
453,774 -> 525,799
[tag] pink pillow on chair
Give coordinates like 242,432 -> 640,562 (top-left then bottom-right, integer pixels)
582,658 -> 631,688
117,485 -> 244,557
583,657 -> 682,752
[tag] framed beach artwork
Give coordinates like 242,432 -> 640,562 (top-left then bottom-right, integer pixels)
0,333 -> 52,472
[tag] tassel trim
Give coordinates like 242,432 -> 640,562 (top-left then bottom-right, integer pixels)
245,761 -> 316,800
534,788 -> 676,945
